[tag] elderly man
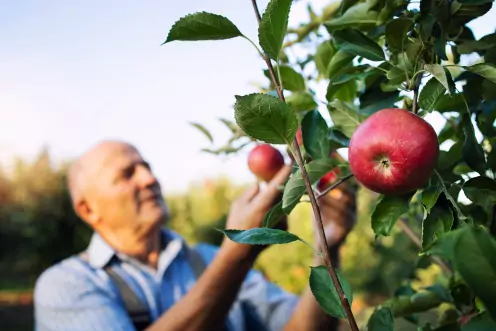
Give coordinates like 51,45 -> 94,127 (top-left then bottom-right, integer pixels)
34,139 -> 356,331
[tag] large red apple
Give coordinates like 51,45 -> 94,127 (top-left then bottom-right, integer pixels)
348,108 -> 439,195
248,144 -> 285,182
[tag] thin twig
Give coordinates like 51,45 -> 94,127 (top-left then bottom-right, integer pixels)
316,173 -> 354,199
250,1 -> 359,330
412,72 -> 423,115
397,218 -> 453,274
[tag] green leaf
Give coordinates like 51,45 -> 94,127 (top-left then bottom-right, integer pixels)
286,91 -> 318,112
219,118 -> 240,134
330,65 -> 378,85
453,226 -> 496,321
385,17 -> 413,52
420,177 -> 443,214
324,1 -> 379,31
461,312 -> 496,331
328,128 -> 351,148
331,79 -> 357,103
163,12 -> 244,43
463,176 -> 496,210
333,29 -> 385,61
419,77 -> 447,113
386,66 -> 409,85
462,116 -> 488,176
278,65 -> 306,92
258,0 -> 293,60
220,228 -> 301,245
437,142 -> 462,171
309,266 -> 353,319
421,195 -> 454,250
371,192 -> 415,236
301,110 -> 331,160
425,64 -> 456,95
422,227 -> 464,261
327,100 -> 366,138
315,41 -> 336,78
282,158 -> 339,213
189,122 -> 214,143
233,93 -> 298,144
262,201 -> 286,228
327,50 -> 356,79
367,307 -> 394,331
465,63 -> 496,84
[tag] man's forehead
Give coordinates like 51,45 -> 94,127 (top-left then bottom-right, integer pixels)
81,140 -> 142,174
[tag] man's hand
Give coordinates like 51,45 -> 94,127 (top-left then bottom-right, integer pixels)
315,181 -> 357,251
222,164 -> 292,258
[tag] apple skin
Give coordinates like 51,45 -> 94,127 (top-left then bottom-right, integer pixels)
317,167 -> 341,191
296,127 -> 303,146
248,144 -> 285,182
348,108 -> 439,195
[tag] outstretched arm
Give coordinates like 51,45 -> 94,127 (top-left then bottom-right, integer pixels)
146,165 -> 294,331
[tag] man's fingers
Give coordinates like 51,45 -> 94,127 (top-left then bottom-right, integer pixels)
253,164 -> 292,208
240,183 -> 260,203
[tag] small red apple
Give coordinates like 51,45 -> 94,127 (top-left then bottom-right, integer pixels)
248,144 -> 285,182
317,167 -> 341,191
348,108 -> 439,195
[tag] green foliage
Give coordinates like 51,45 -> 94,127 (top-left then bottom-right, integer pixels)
282,158 -> 339,213
367,306 -> 394,331
301,110 -> 331,160
162,12 -> 244,43
371,192 -> 415,236
309,266 -> 353,318
233,93 -> 298,144
258,0 -> 293,60
219,228 -> 302,245
164,0 -> 496,328
0,149 -> 93,288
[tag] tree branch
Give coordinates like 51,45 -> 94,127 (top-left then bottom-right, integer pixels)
250,1 -> 359,330
397,218 -> 453,275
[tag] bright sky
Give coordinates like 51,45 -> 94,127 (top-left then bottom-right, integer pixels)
1,0 -> 495,194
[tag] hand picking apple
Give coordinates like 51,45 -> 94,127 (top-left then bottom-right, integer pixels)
244,141 -> 357,330
348,108 -> 439,195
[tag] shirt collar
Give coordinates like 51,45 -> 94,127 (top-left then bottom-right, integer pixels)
85,227 -> 186,269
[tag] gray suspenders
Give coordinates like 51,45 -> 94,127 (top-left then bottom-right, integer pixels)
78,245 -> 266,331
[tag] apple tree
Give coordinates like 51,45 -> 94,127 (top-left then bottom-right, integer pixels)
163,0 -> 496,329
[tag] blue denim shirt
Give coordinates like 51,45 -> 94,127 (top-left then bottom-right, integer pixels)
33,228 -> 299,331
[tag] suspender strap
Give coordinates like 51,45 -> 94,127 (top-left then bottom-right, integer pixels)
103,266 -> 152,331
78,252 -> 152,331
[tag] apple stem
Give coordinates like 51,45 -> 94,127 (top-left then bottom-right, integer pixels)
315,173 -> 354,200
250,1 -> 359,330
412,72 -> 423,115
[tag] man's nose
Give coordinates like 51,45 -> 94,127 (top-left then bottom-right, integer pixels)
135,165 -> 158,187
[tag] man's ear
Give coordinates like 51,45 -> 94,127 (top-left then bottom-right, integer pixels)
74,199 -> 100,226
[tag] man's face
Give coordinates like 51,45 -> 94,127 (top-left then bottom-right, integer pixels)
84,144 -> 169,235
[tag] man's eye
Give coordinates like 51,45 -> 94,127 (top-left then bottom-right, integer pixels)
123,167 -> 135,178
